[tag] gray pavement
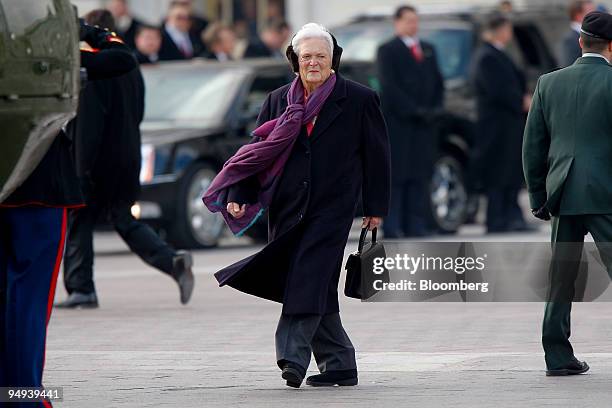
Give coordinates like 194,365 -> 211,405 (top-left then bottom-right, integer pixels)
43,218 -> 612,408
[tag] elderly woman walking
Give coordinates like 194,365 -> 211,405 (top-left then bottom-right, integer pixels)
203,23 -> 390,388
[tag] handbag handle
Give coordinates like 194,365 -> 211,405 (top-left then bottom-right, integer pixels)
358,227 -> 377,253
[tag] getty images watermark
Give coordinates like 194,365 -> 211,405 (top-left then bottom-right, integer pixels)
372,252 -> 489,293
359,242 -> 612,302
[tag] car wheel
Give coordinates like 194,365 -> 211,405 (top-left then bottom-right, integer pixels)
429,155 -> 468,233
169,162 -> 226,248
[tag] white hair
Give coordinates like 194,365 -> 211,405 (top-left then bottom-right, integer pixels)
291,23 -> 333,56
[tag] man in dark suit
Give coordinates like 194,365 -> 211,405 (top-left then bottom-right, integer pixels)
523,11 -> 612,377
560,0 -> 596,67
159,2 -> 199,61
106,0 -> 142,50
244,20 -> 291,59
470,13 -> 532,233
377,5 -> 444,238
55,10 -> 195,309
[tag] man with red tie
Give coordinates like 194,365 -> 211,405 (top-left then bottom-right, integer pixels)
377,5 -> 444,238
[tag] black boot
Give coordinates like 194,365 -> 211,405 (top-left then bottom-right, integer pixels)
306,369 -> 358,386
281,362 -> 306,388
54,292 -> 99,309
172,250 -> 194,305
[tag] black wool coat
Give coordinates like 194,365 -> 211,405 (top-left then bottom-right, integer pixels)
377,37 -> 444,182
68,64 -> 145,206
470,42 -> 527,189
215,74 -> 391,315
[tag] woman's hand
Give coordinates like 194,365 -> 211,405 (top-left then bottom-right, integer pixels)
362,216 -> 382,231
227,202 -> 247,219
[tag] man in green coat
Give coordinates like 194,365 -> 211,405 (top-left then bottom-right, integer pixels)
523,11 -> 612,376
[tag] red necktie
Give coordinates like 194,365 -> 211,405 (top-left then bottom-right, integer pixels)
306,121 -> 314,136
411,43 -> 423,63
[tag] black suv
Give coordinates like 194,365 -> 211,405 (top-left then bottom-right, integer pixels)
334,5 -> 566,232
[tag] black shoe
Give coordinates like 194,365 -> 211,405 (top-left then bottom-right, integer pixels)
546,360 -> 590,376
306,369 -> 358,387
172,251 -> 194,305
54,292 -> 99,309
281,362 -> 305,388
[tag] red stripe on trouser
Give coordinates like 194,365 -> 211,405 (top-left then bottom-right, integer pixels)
41,208 -> 67,408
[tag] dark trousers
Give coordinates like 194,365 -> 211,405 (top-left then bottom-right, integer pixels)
0,207 -> 66,408
543,214 -> 612,369
385,180 -> 428,238
275,313 -> 356,373
63,202 -> 176,295
486,187 -> 525,231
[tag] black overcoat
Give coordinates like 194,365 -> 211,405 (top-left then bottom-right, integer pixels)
470,42 -> 527,189
68,65 -> 145,206
214,75 -> 391,315
377,37 -> 444,183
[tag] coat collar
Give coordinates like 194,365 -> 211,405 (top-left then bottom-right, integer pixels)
280,74 -> 348,145
575,55 -> 611,65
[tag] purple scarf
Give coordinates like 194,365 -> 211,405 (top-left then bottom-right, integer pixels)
202,73 -> 337,236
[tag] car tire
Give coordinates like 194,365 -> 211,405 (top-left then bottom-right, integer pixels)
168,162 -> 226,249
429,155 -> 468,233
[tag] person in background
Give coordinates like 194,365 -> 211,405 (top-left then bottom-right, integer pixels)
470,12 -> 532,233
377,5 -> 444,238
170,0 -> 209,55
243,19 -> 291,59
201,22 -> 237,61
499,0 -> 514,13
560,0 -> 596,67
106,0 -> 142,50
135,25 -> 163,64
55,10 -> 195,309
159,1 -> 197,61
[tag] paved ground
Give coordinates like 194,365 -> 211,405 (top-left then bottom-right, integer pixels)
43,217 -> 612,408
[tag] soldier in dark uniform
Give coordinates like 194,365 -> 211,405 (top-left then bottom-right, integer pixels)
470,12 -> 532,233
377,5 -> 444,238
0,20 -> 136,407
523,11 -> 612,376
55,10 -> 194,309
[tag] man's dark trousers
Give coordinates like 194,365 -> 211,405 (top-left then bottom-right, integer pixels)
275,313 -> 357,373
385,180 -> 428,238
0,207 -> 66,407
63,202 -> 176,295
543,214 -> 612,370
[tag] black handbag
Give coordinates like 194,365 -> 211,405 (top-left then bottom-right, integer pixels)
344,227 -> 389,300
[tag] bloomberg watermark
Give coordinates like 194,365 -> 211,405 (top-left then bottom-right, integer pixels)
357,242 -> 612,302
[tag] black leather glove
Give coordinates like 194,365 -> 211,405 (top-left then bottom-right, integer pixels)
79,19 -> 122,49
532,206 -> 551,221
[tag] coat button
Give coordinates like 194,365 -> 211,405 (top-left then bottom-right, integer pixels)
302,181 -> 309,188
305,150 -> 310,156
298,213 -> 303,220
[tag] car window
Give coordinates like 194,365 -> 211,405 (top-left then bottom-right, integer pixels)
142,68 -> 248,128
427,28 -> 473,80
244,72 -> 292,118
334,24 -> 473,80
